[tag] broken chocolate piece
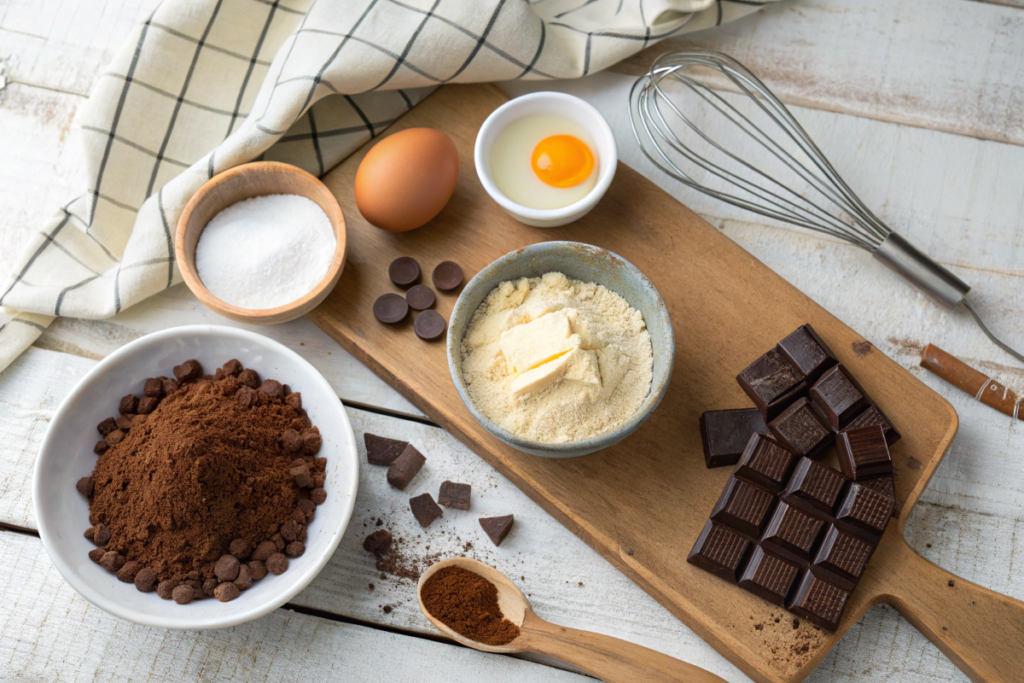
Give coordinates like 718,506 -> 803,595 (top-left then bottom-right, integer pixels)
699,408 -> 768,468
776,325 -> 837,384
842,404 -> 900,447
479,514 -> 514,547
97,417 -> 118,437
173,359 -> 203,383
733,433 -> 797,494
687,520 -> 750,584
438,480 -> 471,510
737,348 -> 807,420
787,570 -> 851,632
738,546 -> 800,606
769,398 -> 834,460
710,477 -> 776,539
364,433 -> 409,466
809,364 -> 868,430
409,493 -> 443,528
363,529 -> 393,554
386,444 -> 426,491
782,457 -> 846,516
836,424 -> 892,480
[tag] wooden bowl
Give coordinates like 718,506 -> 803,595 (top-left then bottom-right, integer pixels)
175,161 -> 346,324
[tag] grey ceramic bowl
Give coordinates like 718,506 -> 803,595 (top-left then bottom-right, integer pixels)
446,241 -> 675,458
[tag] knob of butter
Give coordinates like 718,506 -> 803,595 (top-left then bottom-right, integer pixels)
499,310 -> 575,375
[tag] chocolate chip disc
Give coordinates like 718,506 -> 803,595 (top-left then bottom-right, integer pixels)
413,310 -> 446,341
373,293 -> 409,324
389,257 -> 420,287
432,261 -> 464,291
405,284 -> 436,311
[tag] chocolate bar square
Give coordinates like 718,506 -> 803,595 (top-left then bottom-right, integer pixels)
813,524 -> 876,585
733,433 -> 798,494
782,457 -> 846,516
777,325 -> 837,384
687,521 -> 751,584
843,404 -> 901,447
860,475 -> 898,517
760,501 -> 825,563
738,546 -> 800,606
810,365 -> 868,430
710,477 -> 777,539
699,408 -> 768,468
836,425 -> 892,480
836,482 -> 895,538
787,570 -> 851,632
737,348 -> 807,420
769,398 -> 834,460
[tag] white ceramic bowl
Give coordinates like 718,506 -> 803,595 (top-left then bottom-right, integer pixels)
33,325 -> 359,630
474,91 -> 617,228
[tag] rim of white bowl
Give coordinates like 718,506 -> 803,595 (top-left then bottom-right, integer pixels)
474,91 -> 618,221
32,325 -> 359,630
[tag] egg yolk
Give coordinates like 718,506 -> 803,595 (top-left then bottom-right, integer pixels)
530,135 -> 594,188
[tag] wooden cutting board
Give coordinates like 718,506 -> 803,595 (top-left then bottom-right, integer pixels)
310,84 -> 1024,683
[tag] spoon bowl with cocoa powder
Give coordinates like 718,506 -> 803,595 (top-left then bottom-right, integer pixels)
418,558 -> 726,682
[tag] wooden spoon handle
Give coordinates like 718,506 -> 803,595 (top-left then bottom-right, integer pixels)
520,613 -> 728,683
883,538 -> 1024,682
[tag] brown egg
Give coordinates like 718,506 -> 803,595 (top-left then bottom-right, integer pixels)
354,128 -> 458,232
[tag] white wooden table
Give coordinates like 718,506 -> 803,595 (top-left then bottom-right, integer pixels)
3,1 -> 1024,680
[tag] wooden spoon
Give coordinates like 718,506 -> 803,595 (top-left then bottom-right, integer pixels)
417,557 -> 727,683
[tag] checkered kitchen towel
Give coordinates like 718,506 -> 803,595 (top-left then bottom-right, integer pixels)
0,0 -> 772,372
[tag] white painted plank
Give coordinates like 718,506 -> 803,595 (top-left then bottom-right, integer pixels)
0,530 -> 589,683
614,0 -> 1024,147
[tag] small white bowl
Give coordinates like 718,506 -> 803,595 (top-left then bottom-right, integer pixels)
33,325 -> 360,630
474,92 -> 617,228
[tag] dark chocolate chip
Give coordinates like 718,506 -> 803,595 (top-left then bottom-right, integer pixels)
389,257 -> 421,287
162,377 -> 179,395
302,431 -> 322,455
134,568 -> 157,592
374,293 -> 409,324
233,564 -> 253,590
92,523 -> 111,546
285,392 -> 302,412
251,541 -> 277,563
76,476 -> 94,498
310,487 -> 327,505
479,514 -> 514,547
282,429 -> 303,453
387,444 -> 426,490
438,481 -> 471,510
172,584 -> 194,604
236,386 -> 258,408
88,548 -> 106,564
212,582 -> 239,602
99,551 -> 125,572
364,433 -> 409,466
290,464 -> 312,488
409,493 -> 443,528
115,415 -> 134,432
214,554 -> 240,582
137,396 -> 159,414
203,578 -> 219,597
116,561 -> 141,583
229,538 -> 252,560
119,394 -> 139,415
173,359 -> 203,383
266,553 -> 289,575
97,417 -> 118,437
248,560 -> 268,581
259,379 -> 284,400
297,498 -> 316,522
285,541 -> 305,558
413,310 -> 446,341
363,529 -> 393,554
271,533 -> 286,551
432,261 -> 464,291
143,377 -> 165,399
131,414 -> 148,429
280,520 -> 302,543
157,580 -> 178,600
237,368 -> 260,389
93,439 -> 109,456
221,359 -> 243,377
405,284 -> 436,310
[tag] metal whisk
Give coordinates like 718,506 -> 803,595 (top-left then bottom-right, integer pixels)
629,50 -> 1024,363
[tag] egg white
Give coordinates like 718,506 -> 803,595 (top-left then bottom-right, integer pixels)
489,114 -> 599,210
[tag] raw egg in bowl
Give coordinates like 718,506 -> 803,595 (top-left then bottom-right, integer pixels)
475,92 -> 617,228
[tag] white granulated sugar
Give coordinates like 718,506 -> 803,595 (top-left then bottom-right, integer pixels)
195,194 -> 336,310
461,272 -> 654,444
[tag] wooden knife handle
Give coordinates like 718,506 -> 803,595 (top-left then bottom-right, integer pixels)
883,537 -> 1024,683
519,612 -> 728,683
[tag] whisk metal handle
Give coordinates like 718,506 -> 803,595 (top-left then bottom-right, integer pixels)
872,233 -> 970,310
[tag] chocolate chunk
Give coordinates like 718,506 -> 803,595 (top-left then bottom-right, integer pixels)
405,284 -> 436,311
835,483 -> 894,539
738,546 -> 800,606
760,502 -> 825,563
297,498 -> 316,522
97,417 -> 118,437
214,554 -> 240,582
768,398 -> 834,460
787,570 -> 850,632
116,561 -> 141,583
479,514 -> 514,547
364,433 -> 409,466
842,404 -> 900,447
687,520 -> 751,583
285,392 -> 302,412
410,493 -> 443,528
374,293 -> 410,325
809,365 -> 868,430
202,578 -> 219,597
733,433 -> 797,494
76,476 -> 94,498
860,475 -> 898,517
92,523 -> 111,546
134,567 -> 157,592
813,524 -> 876,585
88,548 -> 106,564
282,429 -> 303,453
291,415 -> 313,431
266,553 -> 289,575
212,581 -> 240,602
699,408 -> 769,468
137,396 -> 159,414
143,377 -> 165,398
93,439 -> 109,456
782,457 -> 846,515
432,261 -> 464,291
233,564 -> 253,590
248,560 -> 268,581
290,508 -> 307,525
157,580 -> 177,600
836,425 -> 892,480
285,541 -> 305,558
119,394 -> 139,415
99,551 -> 125,572
172,584 -> 195,605
302,431 -> 322,455
251,540 -> 277,562
84,527 -> 95,542
710,477 -> 776,539
387,444 -> 426,490
237,368 -> 260,389
737,348 -> 807,420
259,379 -> 284,400
221,359 -> 243,377
173,359 -> 203,383
413,310 -> 446,341
776,325 -> 837,384
310,487 -> 327,505
115,415 -> 134,432
290,464 -> 312,488
228,538 -> 251,560
280,519 -> 302,543
162,377 -> 179,395
363,529 -> 393,553
236,386 -> 258,408
271,533 -> 286,551
389,256 -> 421,287
438,481 -> 471,510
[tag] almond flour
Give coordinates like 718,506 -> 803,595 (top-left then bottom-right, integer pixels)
460,272 -> 653,443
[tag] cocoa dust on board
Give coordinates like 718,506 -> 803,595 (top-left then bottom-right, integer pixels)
750,611 -> 826,671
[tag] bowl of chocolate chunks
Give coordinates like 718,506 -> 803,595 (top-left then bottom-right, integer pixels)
33,325 -> 360,630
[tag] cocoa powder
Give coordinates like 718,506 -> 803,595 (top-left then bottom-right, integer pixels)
89,370 -> 313,583
420,566 -> 520,646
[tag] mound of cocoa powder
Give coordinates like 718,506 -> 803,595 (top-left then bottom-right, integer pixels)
88,364 -> 322,584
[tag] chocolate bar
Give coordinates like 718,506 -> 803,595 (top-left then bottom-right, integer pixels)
699,408 -> 768,468
836,425 -> 892,480
737,348 -> 808,420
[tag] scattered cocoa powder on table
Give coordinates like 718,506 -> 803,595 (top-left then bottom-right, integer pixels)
420,565 -> 520,646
